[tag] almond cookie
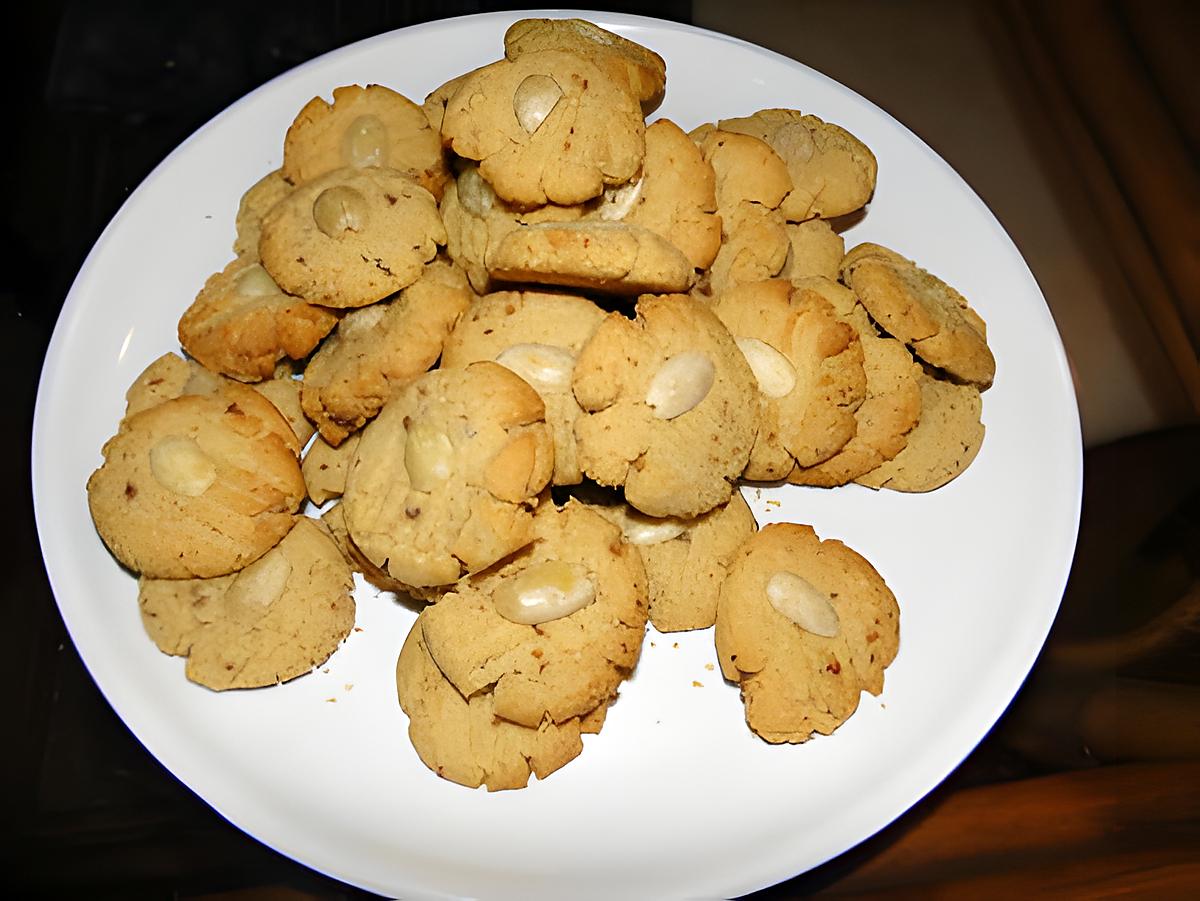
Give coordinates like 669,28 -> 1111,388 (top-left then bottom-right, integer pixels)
487,220 -> 693,296
419,499 -> 648,728
441,290 -> 606,485
120,352 -> 302,455
260,166 -> 445,309
697,130 -> 792,295
855,371 -> 984,491
840,243 -> 995,388
283,84 -> 449,199
503,17 -> 667,113
718,109 -> 877,222
343,361 -> 554,591
713,279 -> 866,479
178,257 -> 338,382
87,390 -> 305,579
596,492 -> 757,632
233,169 -> 293,259
572,294 -> 759,517
138,517 -> 354,690
715,523 -> 899,743
778,219 -> 845,282
300,257 -> 473,445
397,621 -> 586,791
789,277 -> 923,487
441,49 -> 645,208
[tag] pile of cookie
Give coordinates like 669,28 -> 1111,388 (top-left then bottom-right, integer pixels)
86,18 -> 994,790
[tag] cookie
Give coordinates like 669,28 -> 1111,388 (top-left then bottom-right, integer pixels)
586,118 -> 720,273
419,499 -> 648,728
572,294 -> 759,517
178,257 -> 338,382
441,49 -> 645,208
788,277 -> 923,487
596,491 -> 757,632
300,257 -> 473,445
841,243 -> 995,388
503,17 -> 667,113
713,279 -> 866,478
120,352 -> 302,455
303,433 -> 360,505
233,169 -> 293,259
259,166 -> 445,309
697,130 -> 792,295
855,371 -> 984,491
487,220 -> 693,295
138,517 -> 354,690
283,84 -> 449,199
714,523 -> 899,743
718,109 -> 877,222
778,219 -> 845,282
342,361 -> 554,591
441,290 -> 606,485
396,621 -> 586,791
87,390 -> 305,579
422,72 -> 473,133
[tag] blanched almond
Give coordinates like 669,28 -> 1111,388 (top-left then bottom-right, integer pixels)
404,422 -> 454,493
234,263 -> 281,297
513,74 -> 563,134
618,508 -> 689,545
645,351 -> 715,419
341,114 -> 388,168
766,571 -> 840,638
495,343 -> 576,391
149,435 -> 217,497
494,561 -> 596,625
736,337 -> 796,398
313,185 -> 371,237
225,550 -> 292,609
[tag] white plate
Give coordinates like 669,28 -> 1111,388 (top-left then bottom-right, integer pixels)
33,9 -> 1082,899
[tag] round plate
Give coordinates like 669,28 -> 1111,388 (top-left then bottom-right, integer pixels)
33,10 -> 1081,899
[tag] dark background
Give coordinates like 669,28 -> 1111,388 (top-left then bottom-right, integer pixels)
7,2 -> 1198,899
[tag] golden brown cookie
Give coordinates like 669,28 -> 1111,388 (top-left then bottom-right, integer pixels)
715,523 -> 899,743
855,371 -> 984,491
343,361 -> 554,591
503,17 -> 667,113
778,219 -> 845,282
841,243 -> 995,388
87,389 -> 305,579
713,279 -> 866,478
138,517 -> 354,690
233,169 -> 293,259
441,290 -> 606,485
397,621 -> 587,791
419,499 -> 648,728
178,257 -> 338,382
788,277 -> 923,487
441,50 -> 645,208
283,84 -> 449,199
260,166 -> 445,309
697,130 -> 792,295
718,109 -> 877,222
572,294 -> 759,517
595,492 -> 757,632
300,258 -> 473,445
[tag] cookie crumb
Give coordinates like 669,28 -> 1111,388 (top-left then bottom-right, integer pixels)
692,680 -> 703,688
704,662 -> 714,671
673,642 -> 679,649
766,499 -> 781,508
326,697 -> 337,703
344,683 -> 354,691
